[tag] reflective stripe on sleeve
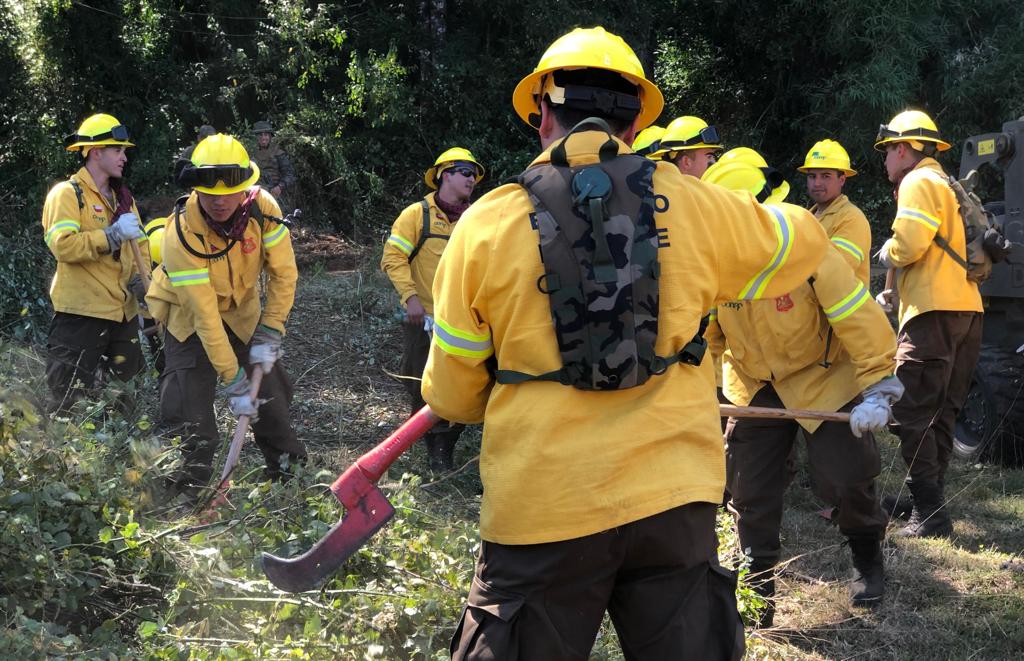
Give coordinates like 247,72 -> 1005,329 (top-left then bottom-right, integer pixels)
433,318 -> 494,359
824,282 -> 870,323
387,234 -> 414,256
263,224 -> 289,249
830,237 -> 864,262
45,220 -> 81,246
738,205 -> 793,300
168,268 -> 211,287
896,207 -> 940,230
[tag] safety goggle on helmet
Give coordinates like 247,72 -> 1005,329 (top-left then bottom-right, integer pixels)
177,134 -> 261,195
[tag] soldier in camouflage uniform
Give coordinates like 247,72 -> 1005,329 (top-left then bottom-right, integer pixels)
251,120 -> 296,209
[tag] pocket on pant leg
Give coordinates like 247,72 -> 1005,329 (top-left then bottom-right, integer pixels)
450,577 -> 525,661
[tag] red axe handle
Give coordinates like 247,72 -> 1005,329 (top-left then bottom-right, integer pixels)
262,405 -> 439,592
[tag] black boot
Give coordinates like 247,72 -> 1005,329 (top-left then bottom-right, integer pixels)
848,538 -> 885,606
897,480 -> 953,538
746,560 -> 776,628
881,493 -> 913,520
426,435 -> 456,473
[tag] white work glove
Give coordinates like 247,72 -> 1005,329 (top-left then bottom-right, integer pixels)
875,238 -> 895,269
249,324 -> 283,372
849,376 -> 905,438
875,289 -> 896,314
104,212 -> 143,251
221,368 -> 259,420
423,315 -> 435,335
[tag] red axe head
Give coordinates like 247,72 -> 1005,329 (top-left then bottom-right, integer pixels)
262,464 -> 395,592
261,406 -> 438,593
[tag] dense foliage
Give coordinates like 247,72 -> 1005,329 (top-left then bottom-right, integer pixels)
3,0 -> 1024,334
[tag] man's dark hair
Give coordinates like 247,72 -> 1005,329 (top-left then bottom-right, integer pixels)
548,68 -> 640,135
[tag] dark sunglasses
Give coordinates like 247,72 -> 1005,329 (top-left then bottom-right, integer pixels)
64,124 -> 131,148
451,167 -> 477,178
178,164 -> 254,188
661,125 -> 721,149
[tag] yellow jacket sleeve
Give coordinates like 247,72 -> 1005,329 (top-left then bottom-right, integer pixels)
41,183 -> 110,263
162,218 -> 239,383
712,194 -> 831,303
422,211 -> 496,424
810,246 -> 896,389
704,309 -> 725,388
380,202 -> 423,305
888,171 -> 949,267
256,194 -> 297,335
828,206 -> 871,282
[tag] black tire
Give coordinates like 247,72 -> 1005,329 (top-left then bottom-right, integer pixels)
954,344 -> 1024,466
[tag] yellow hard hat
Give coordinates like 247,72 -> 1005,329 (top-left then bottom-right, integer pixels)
798,139 -> 857,176
874,110 -> 951,152
423,147 -> 485,190
144,216 -> 167,265
178,134 -> 260,195
702,147 -> 789,204
512,27 -> 664,131
632,125 -> 665,157
64,113 -> 135,151
656,116 -> 723,156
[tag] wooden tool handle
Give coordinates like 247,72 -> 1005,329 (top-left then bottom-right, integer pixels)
217,365 -> 266,485
128,238 -> 151,290
721,404 -> 851,422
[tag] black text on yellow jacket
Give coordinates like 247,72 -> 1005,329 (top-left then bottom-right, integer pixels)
41,167 -> 149,321
146,189 -> 297,383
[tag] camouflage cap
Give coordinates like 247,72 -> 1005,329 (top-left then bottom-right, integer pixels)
252,120 -> 274,135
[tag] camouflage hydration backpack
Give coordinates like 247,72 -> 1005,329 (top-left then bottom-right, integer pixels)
933,169 -> 1011,283
496,119 -> 707,391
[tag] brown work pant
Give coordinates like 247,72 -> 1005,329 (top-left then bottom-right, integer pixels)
892,310 -> 983,483
400,322 -> 464,444
451,502 -> 745,661
159,328 -> 306,487
46,311 -> 143,411
726,385 -> 886,565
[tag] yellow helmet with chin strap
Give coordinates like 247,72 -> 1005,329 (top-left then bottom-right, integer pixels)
423,147 -> 485,190
632,125 -> 665,157
655,116 -> 723,158
64,113 -> 135,152
702,147 -> 789,204
512,26 -> 664,131
874,110 -> 951,153
178,134 -> 260,195
798,139 -> 857,176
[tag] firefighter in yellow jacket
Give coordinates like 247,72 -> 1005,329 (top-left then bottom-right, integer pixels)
655,115 -> 724,177
41,113 -> 148,411
875,110 -> 983,538
420,27 -> 875,660
799,139 -> 872,284
702,152 -> 900,624
380,147 -> 484,472
147,134 -> 305,491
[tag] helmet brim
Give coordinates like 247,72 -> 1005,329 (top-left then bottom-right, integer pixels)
797,165 -> 858,177
192,162 -> 261,195
873,136 -> 952,152
66,138 -> 136,152
512,66 -> 664,131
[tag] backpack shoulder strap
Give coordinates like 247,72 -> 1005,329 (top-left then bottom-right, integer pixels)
408,198 -> 449,262
68,178 -> 85,211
